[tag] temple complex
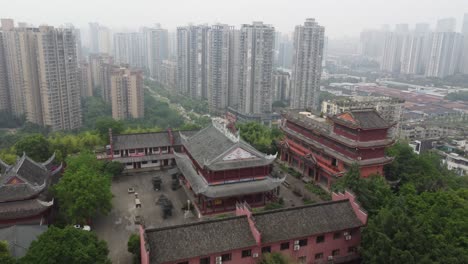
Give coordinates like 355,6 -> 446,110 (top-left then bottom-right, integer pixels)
0,154 -> 62,227
279,109 -> 395,189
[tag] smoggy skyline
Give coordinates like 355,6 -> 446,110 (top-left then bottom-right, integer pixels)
2,0 -> 468,38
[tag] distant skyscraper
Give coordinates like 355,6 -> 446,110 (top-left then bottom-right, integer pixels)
426,32 -> 463,78
144,25 -> 168,80
290,18 -> 324,110
110,67 -> 144,120
0,23 -> 10,112
238,22 -> 275,114
277,33 -> 294,69
461,14 -> 468,74
89,53 -> 113,97
400,30 -> 431,74
359,29 -> 386,60
78,61 -> 93,97
176,25 -> 209,99
272,69 -> 291,102
436,18 -> 456,32
381,31 -> 406,73
89,23 -> 112,54
207,24 -> 235,113
114,32 -> 145,68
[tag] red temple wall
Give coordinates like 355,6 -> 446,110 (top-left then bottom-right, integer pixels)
359,129 -> 388,141
358,148 -> 385,160
360,165 -> 383,178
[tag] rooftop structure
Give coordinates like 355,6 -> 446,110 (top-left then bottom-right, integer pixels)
279,109 -> 394,189
141,191 -> 367,264
0,225 -> 47,258
0,154 -> 61,227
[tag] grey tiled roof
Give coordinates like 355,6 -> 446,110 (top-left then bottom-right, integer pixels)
113,154 -> 175,163
147,215 -> 257,264
0,183 -> 46,203
334,110 -> 391,129
181,125 -> 275,171
0,199 -> 53,221
173,130 -> 199,145
0,225 -> 48,258
0,154 -> 56,202
254,200 -> 363,243
174,152 -> 284,198
112,132 -> 171,150
145,199 -> 364,263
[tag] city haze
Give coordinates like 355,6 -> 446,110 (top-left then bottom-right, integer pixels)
2,0 -> 468,37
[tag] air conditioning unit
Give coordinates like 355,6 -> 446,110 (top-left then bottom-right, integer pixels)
253,253 -> 259,258
294,240 -> 300,245
216,256 -> 222,264
345,235 -> 352,241
343,231 -> 350,236
293,245 -> 300,251
328,256 -> 333,261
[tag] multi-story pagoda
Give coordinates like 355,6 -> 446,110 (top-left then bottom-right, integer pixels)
0,153 -> 62,227
175,118 -> 284,216
279,109 -> 395,189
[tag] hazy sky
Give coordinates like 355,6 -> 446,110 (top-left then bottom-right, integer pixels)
2,0 -> 468,38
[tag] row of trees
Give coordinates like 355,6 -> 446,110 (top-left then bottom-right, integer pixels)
333,142 -> 468,263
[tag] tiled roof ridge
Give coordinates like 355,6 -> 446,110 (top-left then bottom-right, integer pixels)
145,214 -> 248,233
252,199 -> 350,217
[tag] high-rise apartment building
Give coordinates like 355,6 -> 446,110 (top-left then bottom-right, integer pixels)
207,24 -> 234,113
359,29 -> 387,61
426,32 -> 463,78
400,31 -> 431,74
79,61 -> 93,97
89,53 -> 113,95
272,69 -> 290,102
110,67 -> 144,120
461,14 -> 468,74
0,23 -> 10,112
277,32 -> 294,69
144,25 -> 168,80
36,26 -> 82,130
0,19 -> 82,130
89,23 -> 112,54
237,22 -> 275,114
159,60 -> 177,90
290,18 -> 324,110
380,31 -> 406,73
436,18 -> 456,32
114,32 -> 145,68
176,25 -> 209,99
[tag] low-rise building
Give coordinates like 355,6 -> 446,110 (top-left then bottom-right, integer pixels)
140,191 -> 367,264
279,110 -> 395,189
442,153 -> 468,176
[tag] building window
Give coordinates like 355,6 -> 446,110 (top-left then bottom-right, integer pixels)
298,256 -> 306,263
316,235 -> 325,243
348,246 -> 357,253
332,249 -> 340,256
129,149 -> 135,153
299,239 -> 308,246
315,253 -> 323,260
113,151 -> 119,155
177,262 -> 188,264
333,232 -> 341,239
221,253 -> 231,261
142,161 -> 148,164
332,158 -> 338,167
137,148 -> 144,152
280,242 -> 290,250
241,249 -> 252,258
200,257 -> 210,264
261,246 -> 271,253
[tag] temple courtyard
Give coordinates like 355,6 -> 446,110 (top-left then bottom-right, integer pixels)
92,170 -> 197,264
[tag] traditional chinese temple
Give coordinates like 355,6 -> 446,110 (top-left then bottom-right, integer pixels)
140,191 -> 367,264
0,153 -> 62,227
279,109 -> 395,189
174,118 -> 284,216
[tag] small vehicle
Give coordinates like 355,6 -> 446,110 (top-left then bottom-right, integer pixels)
73,224 -> 81,229
82,225 -> 91,231
134,215 -> 142,224
127,187 -> 135,194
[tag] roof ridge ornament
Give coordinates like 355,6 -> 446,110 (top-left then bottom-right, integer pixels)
212,117 -> 239,143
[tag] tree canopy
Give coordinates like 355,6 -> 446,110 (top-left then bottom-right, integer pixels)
257,252 -> 296,264
14,134 -> 53,162
20,226 -> 111,264
0,241 -> 16,264
237,122 -> 283,154
127,234 -> 141,264
53,152 -> 113,224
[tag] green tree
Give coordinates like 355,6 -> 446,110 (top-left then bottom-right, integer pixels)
95,117 -> 124,141
20,226 -> 111,264
54,152 -> 112,224
127,234 -> 141,264
14,134 -> 52,162
237,122 -> 283,154
103,161 -> 124,177
0,241 -> 16,264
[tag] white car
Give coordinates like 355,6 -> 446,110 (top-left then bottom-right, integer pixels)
82,225 -> 91,231
73,224 -> 81,229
